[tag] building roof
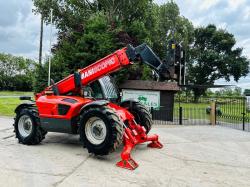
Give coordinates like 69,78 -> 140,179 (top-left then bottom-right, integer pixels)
119,80 -> 180,91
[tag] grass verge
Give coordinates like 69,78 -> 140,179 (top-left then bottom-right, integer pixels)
0,91 -> 33,116
0,98 -> 22,117
0,91 -> 33,96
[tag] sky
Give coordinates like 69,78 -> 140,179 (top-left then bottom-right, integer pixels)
0,0 -> 56,62
0,0 -> 250,89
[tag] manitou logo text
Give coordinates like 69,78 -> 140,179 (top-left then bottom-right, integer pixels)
81,57 -> 116,79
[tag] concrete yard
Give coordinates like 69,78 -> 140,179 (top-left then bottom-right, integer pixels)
0,117 -> 250,187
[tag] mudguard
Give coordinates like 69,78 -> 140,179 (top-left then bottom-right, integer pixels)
14,103 -> 35,114
80,100 -> 109,114
120,99 -> 139,108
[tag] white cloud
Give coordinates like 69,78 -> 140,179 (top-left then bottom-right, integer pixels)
199,0 -> 220,11
228,0 -> 246,11
0,0 -> 57,61
236,38 -> 250,58
215,78 -> 250,90
243,6 -> 250,20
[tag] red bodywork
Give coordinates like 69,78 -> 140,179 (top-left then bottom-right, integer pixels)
36,95 -> 134,124
35,46 -> 163,170
36,95 -> 91,119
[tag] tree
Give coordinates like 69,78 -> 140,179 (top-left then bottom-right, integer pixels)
244,89 -> 250,96
33,0 -> 94,32
32,0 -> 157,84
0,53 -> 35,91
32,0 -> 194,86
97,0 -> 152,25
54,12 -> 117,74
187,25 -> 249,101
217,87 -> 242,97
152,1 -> 194,57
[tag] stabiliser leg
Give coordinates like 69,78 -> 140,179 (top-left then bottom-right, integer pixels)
116,125 -> 163,170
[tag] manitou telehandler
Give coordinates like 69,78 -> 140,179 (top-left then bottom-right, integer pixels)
14,42 -> 182,170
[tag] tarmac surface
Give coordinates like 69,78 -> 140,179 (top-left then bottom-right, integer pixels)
0,117 -> 250,187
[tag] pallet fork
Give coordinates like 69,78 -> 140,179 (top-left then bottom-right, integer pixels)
116,121 -> 163,170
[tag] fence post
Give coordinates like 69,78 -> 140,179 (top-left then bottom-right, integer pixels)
179,107 -> 183,125
242,98 -> 246,131
210,100 -> 216,125
215,102 -> 217,125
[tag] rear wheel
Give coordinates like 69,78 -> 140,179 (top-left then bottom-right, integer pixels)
79,106 -> 124,155
14,108 -> 47,145
121,101 -> 152,134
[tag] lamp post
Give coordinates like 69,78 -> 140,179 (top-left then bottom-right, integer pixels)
39,14 -> 43,65
48,9 -> 53,86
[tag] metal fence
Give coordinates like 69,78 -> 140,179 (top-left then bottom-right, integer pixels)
151,96 -> 250,132
151,108 -> 179,125
216,97 -> 250,132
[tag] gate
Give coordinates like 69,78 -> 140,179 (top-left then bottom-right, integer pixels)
151,96 -> 250,132
151,97 -> 212,126
215,97 -> 249,131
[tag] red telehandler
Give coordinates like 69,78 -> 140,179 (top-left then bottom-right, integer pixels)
14,43 -> 180,170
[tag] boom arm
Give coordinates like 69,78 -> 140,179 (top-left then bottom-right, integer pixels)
38,44 -> 175,97
49,47 -> 131,95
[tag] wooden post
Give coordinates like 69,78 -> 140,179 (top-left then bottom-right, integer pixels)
210,101 -> 216,125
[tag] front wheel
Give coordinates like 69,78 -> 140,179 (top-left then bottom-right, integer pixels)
79,106 -> 124,155
14,108 -> 46,145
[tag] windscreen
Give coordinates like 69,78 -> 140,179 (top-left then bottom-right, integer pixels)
98,76 -> 119,100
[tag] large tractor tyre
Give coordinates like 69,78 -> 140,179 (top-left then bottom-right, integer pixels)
121,102 -> 152,134
14,108 -> 47,145
79,106 -> 124,156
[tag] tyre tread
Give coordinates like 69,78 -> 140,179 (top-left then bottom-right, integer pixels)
14,107 -> 47,145
79,106 -> 124,155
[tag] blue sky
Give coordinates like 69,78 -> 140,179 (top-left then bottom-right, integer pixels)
0,0 -> 250,89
